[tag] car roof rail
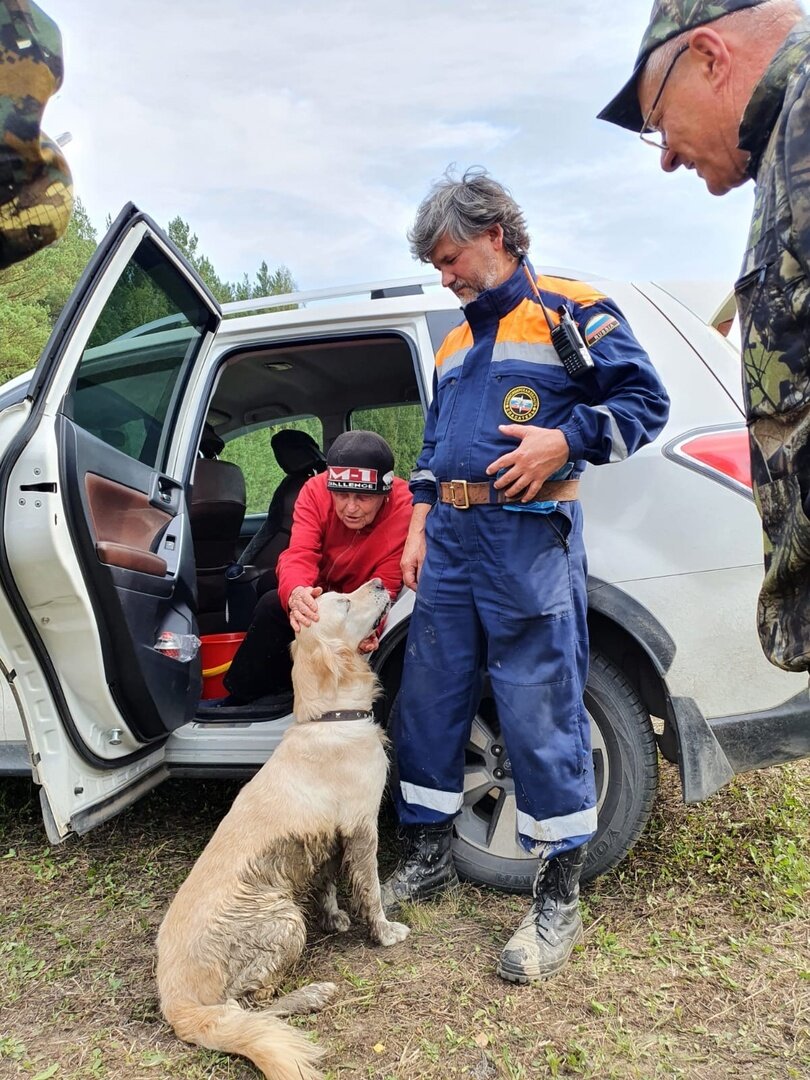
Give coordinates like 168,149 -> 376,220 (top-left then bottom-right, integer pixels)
370,284 -> 425,299
221,275 -> 439,317
107,267 -> 606,342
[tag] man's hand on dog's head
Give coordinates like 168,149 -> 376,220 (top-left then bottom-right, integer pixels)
289,585 -> 323,632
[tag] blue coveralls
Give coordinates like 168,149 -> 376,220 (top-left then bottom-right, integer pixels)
394,260 -> 670,855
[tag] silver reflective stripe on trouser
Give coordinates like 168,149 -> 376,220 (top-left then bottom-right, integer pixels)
517,805 -> 598,844
400,781 -> 464,815
592,404 -> 629,461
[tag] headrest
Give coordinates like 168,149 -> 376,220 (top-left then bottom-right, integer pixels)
200,422 -> 225,458
271,429 -> 326,475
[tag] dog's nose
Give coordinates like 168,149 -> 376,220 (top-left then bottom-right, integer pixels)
369,577 -> 383,589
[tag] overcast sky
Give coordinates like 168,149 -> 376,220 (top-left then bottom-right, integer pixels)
43,0 -> 755,294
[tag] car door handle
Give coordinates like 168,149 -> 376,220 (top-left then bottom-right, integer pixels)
149,474 -> 182,514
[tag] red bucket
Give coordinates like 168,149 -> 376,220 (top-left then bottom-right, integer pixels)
200,632 -> 246,699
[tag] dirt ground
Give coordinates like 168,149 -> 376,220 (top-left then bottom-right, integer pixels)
1,757 -> 808,1080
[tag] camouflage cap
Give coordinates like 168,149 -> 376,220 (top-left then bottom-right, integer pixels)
0,1 -> 73,268
598,0 -> 769,130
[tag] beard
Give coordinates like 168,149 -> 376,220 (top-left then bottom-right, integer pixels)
451,252 -> 502,303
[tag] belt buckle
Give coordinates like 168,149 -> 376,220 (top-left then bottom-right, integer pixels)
448,479 -> 470,510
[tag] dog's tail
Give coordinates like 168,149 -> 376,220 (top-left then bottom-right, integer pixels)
166,999 -> 325,1080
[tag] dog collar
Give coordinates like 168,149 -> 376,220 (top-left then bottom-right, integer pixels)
313,710 -> 375,723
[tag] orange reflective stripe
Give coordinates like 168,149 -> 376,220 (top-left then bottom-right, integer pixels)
435,322 -> 472,367
435,274 -> 609,362
540,274 -> 607,309
495,298 -> 554,345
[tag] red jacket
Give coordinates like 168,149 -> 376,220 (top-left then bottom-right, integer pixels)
276,473 -> 412,610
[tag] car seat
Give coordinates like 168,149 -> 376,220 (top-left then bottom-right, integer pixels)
190,423 -> 247,633
237,429 -> 326,595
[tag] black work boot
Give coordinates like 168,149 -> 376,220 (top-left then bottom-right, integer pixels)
381,822 -> 459,915
496,844 -> 587,983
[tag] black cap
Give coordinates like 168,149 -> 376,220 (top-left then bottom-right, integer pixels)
326,431 -> 395,494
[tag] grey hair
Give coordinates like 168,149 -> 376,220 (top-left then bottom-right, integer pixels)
407,166 -> 530,263
643,0 -> 803,86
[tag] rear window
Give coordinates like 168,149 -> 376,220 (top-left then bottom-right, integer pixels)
350,403 -> 424,479
222,418 -> 324,515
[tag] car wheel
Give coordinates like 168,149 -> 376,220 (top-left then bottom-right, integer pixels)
387,649 -> 659,891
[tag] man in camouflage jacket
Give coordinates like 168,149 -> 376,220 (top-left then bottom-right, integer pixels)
599,0 -> 810,673
0,0 -> 72,268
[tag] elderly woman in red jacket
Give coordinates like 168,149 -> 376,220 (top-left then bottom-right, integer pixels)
223,430 -> 411,704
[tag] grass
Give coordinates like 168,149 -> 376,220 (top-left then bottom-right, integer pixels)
0,758 -> 808,1079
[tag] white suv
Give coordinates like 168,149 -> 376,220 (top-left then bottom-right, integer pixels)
0,206 -> 807,889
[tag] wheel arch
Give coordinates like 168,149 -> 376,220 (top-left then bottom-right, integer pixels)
587,578 -> 677,762
372,621 -> 409,726
588,582 -> 741,803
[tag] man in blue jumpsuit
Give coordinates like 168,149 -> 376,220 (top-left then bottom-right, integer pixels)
383,168 -> 670,982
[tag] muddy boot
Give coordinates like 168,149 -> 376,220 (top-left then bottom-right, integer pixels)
381,822 -> 459,915
496,845 -> 587,983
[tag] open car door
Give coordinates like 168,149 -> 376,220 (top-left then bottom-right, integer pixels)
0,204 -> 221,842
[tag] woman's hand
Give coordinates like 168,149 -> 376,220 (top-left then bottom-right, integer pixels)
288,585 -> 323,632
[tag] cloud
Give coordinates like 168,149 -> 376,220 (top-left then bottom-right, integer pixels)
43,0 -> 754,291
418,120 -> 518,152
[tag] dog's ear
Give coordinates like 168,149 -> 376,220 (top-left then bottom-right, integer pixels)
291,630 -> 343,704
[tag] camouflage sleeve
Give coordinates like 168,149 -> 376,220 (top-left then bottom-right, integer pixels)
784,68 -> 810,312
0,1 -> 73,268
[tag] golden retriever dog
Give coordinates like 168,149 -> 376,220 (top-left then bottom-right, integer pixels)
156,578 -> 409,1080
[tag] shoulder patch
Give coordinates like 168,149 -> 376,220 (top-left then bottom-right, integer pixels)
584,312 -> 620,346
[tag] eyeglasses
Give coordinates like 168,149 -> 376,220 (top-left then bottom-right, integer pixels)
639,43 -> 689,150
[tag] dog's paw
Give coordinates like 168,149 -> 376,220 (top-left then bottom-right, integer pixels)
324,909 -> 351,933
376,919 -> 410,946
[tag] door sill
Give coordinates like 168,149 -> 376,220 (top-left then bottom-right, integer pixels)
195,691 -> 293,724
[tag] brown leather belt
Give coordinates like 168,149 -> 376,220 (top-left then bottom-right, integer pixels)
438,479 -> 579,509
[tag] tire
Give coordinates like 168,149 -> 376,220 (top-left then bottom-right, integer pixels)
388,649 -> 659,892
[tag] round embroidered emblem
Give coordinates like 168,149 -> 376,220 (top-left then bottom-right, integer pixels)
503,386 -> 539,423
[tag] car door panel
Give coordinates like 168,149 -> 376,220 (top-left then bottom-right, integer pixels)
0,203 -> 221,838
86,471 -> 172,575
58,414 -> 202,743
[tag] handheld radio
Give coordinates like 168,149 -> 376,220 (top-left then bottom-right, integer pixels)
522,263 -> 595,379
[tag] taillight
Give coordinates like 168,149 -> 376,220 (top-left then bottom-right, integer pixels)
665,426 -> 752,495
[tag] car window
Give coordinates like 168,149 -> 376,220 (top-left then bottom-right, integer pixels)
64,237 -> 212,468
221,417 -> 323,515
350,404 -> 424,479
425,309 -> 465,354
